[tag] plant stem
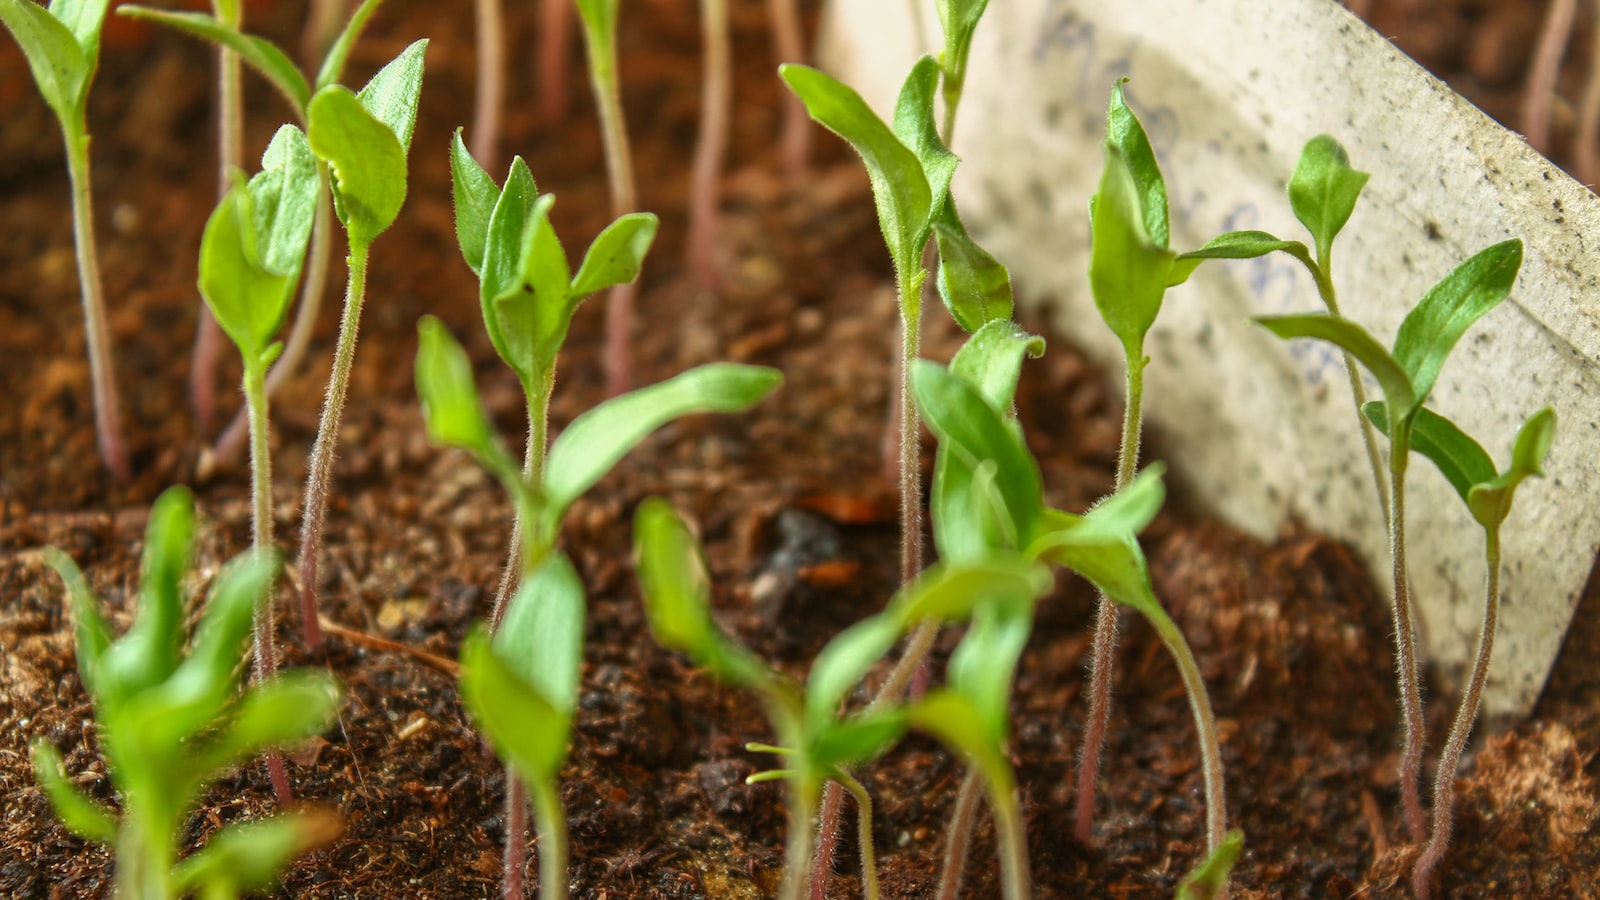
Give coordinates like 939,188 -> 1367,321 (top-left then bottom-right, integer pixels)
831,771 -> 880,900
213,178 -> 335,467
246,361 -> 295,804
766,0 -> 810,177
1388,440 -> 1427,843
531,779 -> 569,900
582,22 -> 640,396
687,0 -> 730,293
504,775 -> 528,900
537,0 -> 572,124
116,813 -> 175,900
1413,532 -> 1501,900
934,768 -> 983,900
1308,256 -> 1390,526
778,778 -> 818,900
1522,0 -> 1578,155
986,768 -> 1031,900
300,0 -> 346,66
897,273 -> 925,588
491,370 -> 554,628
63,129 -> 131,482
472,0 -> 505,171
1074,352 -> 1144,842
297,239 -> 371,649
1150,608 -> 1228,863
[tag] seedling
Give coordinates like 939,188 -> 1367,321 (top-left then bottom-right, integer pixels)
0,0 -> 130,479
31,486 -> 341,900
687,0 -> 730,291
471,0 -> 504,168
195,123 -> 320,799
415,316 -> 781,898
119,0 -> 395,466
767,0 -> 809,176
1256,237 -> 1524,842
574,0 -> 642,396
1364,403 -> 1554,899
932,0 -> 991,141
634,496 -> 1050,900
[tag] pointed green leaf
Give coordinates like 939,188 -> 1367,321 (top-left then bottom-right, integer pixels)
0,0 -> 90,123
460,626 -> 570,784
198,182 -> 296,364
932,201 -> 1012,332
414,316 -> 497,458
947,603 -> 1031,738
570,212 -> 659,298
493,553 -> 585,718
1029,466 -> 1166,618
779,63 -> 931,277
251,124 -> 319,277
1170,231 -> 1309,287
43,547 -> 110,698
1364,401 -> 1494,507
355,38 -> 426,154
1176,829 -> 1245,900
1254,313 -> 1417,420
123,485 -> 196,687
809,710 -> 909,770
1090,143 -> 1176,356
1469,406 -> 1556,531
449,129 -> 498,276
476,160 -> 541,376
199,671 -> 340,775
30,740 -> 117,843
949,319 -> 1044,414
934,0 -> 989,109
173,812 -> 340,896
48,0 -> 109,56
1288,135 -> 1369,264
312,0 -> 388,90
805,614 -> 902,730
543,364 -> 783,524
1106,81 -> 1169,248
888,556 -> 1050,627
1393,239 -> 1522,404
115,8 -> 311,113
891,55 -> 958,223
307,84 -> 407,247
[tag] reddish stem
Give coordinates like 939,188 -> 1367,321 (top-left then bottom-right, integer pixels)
687,0 -> 731,293
538,0 -> 573,125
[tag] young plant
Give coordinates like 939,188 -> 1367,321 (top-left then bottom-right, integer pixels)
634,496 -> 1050,900
119,0 -> 394,466
472,0 -> 504,169
195,123 -> 321,800
31,486 -> 341,900
766,0 -> 809,176
448,134 -> 659,621
1255,237 -> 1524,842
687,0 -> 730,291
0,0 -> 130,479
574,0 -> 642,396
1364,403 -> 1555,899
415,316 -> 781,898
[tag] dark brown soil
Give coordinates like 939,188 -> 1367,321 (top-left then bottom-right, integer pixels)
2,1 -> 1597,898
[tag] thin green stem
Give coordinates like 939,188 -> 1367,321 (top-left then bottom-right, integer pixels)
583,23 -> 639,396
192,0 -> 246,435
115,813 -> 175,900
531,779 -> 569,900
491,368 -> 554,629
1388,442 -> 1427,843
297,240 -> 371,649
985,767 -> 1031,900
244,363 -> 276,681
1150,608 -> 1228,864
934,768 -> 983,900
832,771 -> 880,900
1413,532 -> 1501,900
1074,352 -> 1144,842
1308,253 -> 1391,527
63,129 -> 131,482
778,777 -> 818,900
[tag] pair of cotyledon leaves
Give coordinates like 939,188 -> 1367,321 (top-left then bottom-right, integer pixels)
34,487 -> 339,896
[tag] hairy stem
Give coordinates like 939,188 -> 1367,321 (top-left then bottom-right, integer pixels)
766,0 -> 810,177
582,23 -> 639,396
897,276 -> 925,588
246,361 -> 295,804
688,0 -> 730,292
1308,255 -> 1390,526
987,769 -> 1031,900
832,771 -> 880,900
1150,608 -> 1229,867
297,240 -> 371,649
1389,445 -> 1427,843
778,778 -> 818,900
491,370 -> 553,628
504,775 -> 527,900
934,768 -> 983,900
537,0 -> 572,124
472,0 -> 505,171
1413,533 -> 1501,899
531,779 -> 569,900
64,130 -> 131,482
1074,353 -> 1144,842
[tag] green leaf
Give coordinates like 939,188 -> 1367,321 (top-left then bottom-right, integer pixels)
43,547 -> 110,699
173,812 -> 341,896
1090,143 -> 1176,357
449,130 -> 498,277
312,0 -> 388,90
121,486 -> 197,690
199,671 -> 340,775
1175,829 -> 1245,900
935,0 -> 989,104
48,0 -> 109,56
1254,313 -> 1418,420
1029,466 -> 1166,617
354,38 -> 426,154
1171,230 -> 1307,287
932,201 -> 1013,332
476,159 -> 542,378
543,364 -> 783,526
199,182 -> 291,364
779,63 -> 931,277
1364,401 -> 1494,507
1393,239 -> 1522,405
307,84 -> 407,247
907,690 -> 1009,784
809,710 -> 909,770
804,614 -> 902,730
30,740 -> 117,844
1287,135 -> 1369,264
493,554 -> 586,719
1106,81 -> 1169,248
460,626 -> 571,784
0,0 -> 90,123
912,359 -> 1044,556
414,316 -> 496,458
947,602 -> 1030,739
251,124 -> 319,277
1468,406 -> 1556,532
570,212 -> 659,298
949,319 -> 1044,414
891,55 -> 958,224
115,8 -> 311,113
888,556 -> 1050,627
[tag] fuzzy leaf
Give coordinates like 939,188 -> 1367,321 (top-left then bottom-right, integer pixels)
199,183 -> 292,365
173,812 -> 341,896
493,554 -> 586,719
1030,466 -> 1166,618
804,615 -> 902,731
354,38 -> 426,154
307,84 -> 407,247
115,8 -> 311,113
48,0 -> 109,55
1090,143 -> 1175,357
1393,239 -> 1522,405
1364,401 -> 1494,507
43,547 -> 110,699
892,55 -> 957,223
543,364 -> 782,525
1255,313 -> 1417,420
1288,135 -> 1369,264
1106,81 -> 1168,248
0,0 -> 90,123
932,201 -> 1012,332
449,129 -> 497,276
122,486 -> 196,689
414,316 -> 496,457
809,710 -> 909,770
949,319 -> 1044,414
199,671 -> 340,775
30,740 -> 117,844
1469,406 -> 1555,531
476,160 -> 542,378
780,63 -> 931,278
1176,829 -> 1246,900
570,212 -> 659,298
252,124 -> 319,277
935,0 -> 989,101
459,626 -> 571,784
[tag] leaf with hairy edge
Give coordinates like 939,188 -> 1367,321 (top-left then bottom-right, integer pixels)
949,319 -> 1044,414
1288,135 -> 1368,264
1393,239 -> 1522,404
1364,401 -> 1494,506
933,201 -> 1012,332
308,85 -> 407,247
459,627 -> 570,784
891,55 -> 957,224
0,0 -> 90,123
1469,406 -> 1555,531
1106,80 -> 1169,248
571,213 -> 658,298
1255,313 -> 1417,419
413,317 -> 496,459
1090,143 -> 1175,356
354,39 -> 426,154
449,129 -> 497,276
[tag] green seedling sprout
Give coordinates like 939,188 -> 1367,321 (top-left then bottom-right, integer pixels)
119,0 -> 394,468
1364,403 -> 1555,899
416,317 -> 781,898
687,0 -> 730,291
31,486 -> 341,900
574,0 -> 643,396
448,134 -> 659,621
635,496 -> 1049,900
196,123 -> 320,801
1255,237 -> 1524,843
0,0 -> 130,479
932,0 -> 991,141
